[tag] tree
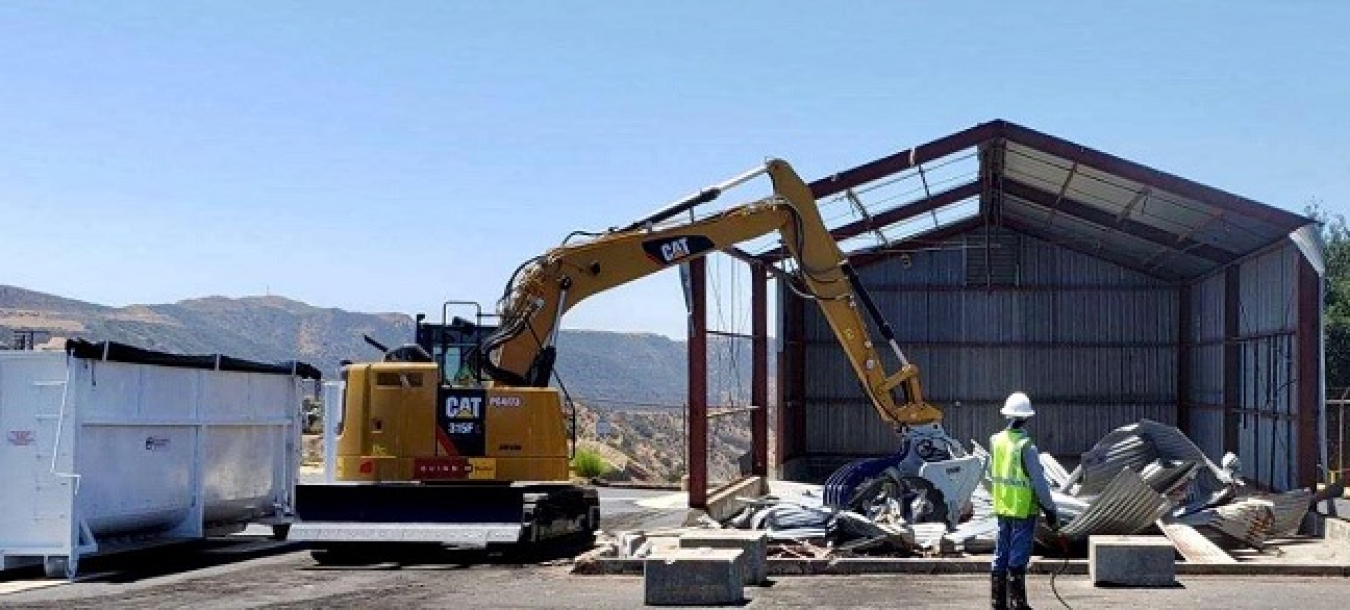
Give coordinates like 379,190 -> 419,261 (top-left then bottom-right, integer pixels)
1307,203 -> 1350,388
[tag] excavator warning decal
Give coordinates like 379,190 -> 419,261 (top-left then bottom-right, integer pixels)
437,388 -> 486,457
642,235 -> 716,266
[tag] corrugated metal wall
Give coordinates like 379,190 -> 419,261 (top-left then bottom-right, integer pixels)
780,227 -> 1178,481
780,228 -> 1318,490
1184,245 -> 1304,490
1185,272 -> 1227,458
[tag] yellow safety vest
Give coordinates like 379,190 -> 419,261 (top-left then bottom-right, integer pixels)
990,429 -> 1036,518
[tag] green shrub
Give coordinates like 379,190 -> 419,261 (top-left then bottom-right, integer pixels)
571,448 -> 611,479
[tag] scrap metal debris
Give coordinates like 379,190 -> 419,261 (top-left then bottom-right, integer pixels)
709,419 -> 1313,561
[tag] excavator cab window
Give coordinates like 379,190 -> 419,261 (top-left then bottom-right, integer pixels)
440,346 -> 477,386
416,317 -> 497,388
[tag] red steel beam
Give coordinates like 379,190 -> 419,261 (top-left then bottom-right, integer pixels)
687,257 -> 708,509
751,263 -> 769,476
1297,258 -> 1321,488
1178,284 -> 1194,437
777,288 -> 808,469
1224,266 -> 1241,454
809,121 -> 999,199
763,181 -> 982,262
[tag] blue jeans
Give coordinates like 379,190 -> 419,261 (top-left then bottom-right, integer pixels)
992,515 -> 1036,574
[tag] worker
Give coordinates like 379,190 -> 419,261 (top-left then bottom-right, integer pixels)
988,391 -> 1058,610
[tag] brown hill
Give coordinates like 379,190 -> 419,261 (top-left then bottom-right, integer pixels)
0,284 -> 767,482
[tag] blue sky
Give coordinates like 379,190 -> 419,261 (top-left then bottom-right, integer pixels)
2,3 -> 1347,339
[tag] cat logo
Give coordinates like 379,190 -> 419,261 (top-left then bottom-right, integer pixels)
642,235 -> 716,266
445,395 -> 482,420
661,238 -> 692,263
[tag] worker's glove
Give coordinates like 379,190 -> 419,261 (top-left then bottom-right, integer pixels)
1042,508 -> 1060,531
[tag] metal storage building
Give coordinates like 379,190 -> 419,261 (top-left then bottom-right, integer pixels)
770,120 -> 1324,492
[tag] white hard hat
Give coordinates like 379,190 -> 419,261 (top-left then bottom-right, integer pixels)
1000,391 -> 1034,418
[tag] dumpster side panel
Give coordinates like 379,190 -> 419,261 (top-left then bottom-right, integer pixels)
0,352 -> 78,559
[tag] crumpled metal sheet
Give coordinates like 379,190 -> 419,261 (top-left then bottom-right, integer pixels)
748,502 -> 833,540
1265,489 -> 1312,537
1139,459 -> 1201,497
1058,468 -> 1171,538
1073,419 -> 1239,514
912,522 -> 949,550
1135,419 -> 1238,503
1039,452 -> 1072,491
1076,433 -> 1158,497
1180,488 -> 1312,548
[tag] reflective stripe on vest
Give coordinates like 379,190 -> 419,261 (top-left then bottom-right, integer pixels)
991,429 -> 1035,518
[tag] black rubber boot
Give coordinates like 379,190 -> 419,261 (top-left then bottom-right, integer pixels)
991,571 -> 1008,610
1008,569 -> 1033,610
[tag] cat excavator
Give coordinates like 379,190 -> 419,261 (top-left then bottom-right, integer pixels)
290,159 -> 981,560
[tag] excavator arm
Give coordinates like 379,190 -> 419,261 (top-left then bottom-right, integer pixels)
480,159 -> 941,429
478,157 -> 981,525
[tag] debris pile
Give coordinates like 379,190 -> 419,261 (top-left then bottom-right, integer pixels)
709,419 -> 1313,560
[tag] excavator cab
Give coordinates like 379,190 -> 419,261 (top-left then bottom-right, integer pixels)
415,313 -> 493,387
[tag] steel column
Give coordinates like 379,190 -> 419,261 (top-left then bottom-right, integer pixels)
687,257 -> 708,509
751,263 -> 769,476
1178,284 -> 1193,436
1297,258 -> 1321,488
776,287 -> 808,470
1224,266 -> 1241,454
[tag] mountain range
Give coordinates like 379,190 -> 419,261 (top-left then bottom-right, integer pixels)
0,284 -> 770,412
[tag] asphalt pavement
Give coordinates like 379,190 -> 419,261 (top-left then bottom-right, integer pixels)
5,549 -> 1350,609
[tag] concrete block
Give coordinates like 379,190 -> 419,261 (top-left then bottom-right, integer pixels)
1327,517 -> 1350,548
679,530 -> 768,584
1089,535 -> 1177,587
644,548 -> 744,606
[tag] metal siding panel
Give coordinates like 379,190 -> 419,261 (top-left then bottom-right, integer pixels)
1240,247 -> 1297,335
792,226 -> 1200,464
1233,245 -> 1301,489
803,401 -> 895,454
1192,274 -> 1226,342
802,343 -> 866,401
1187,408 -> 1226,460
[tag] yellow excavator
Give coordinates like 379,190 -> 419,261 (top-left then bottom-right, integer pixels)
290,159 -> 981,560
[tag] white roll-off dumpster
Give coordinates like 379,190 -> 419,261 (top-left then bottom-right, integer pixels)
0,343 -> 318,578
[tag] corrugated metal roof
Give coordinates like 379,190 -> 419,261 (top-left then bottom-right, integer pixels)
1058,468 -> 1171,537
758,120 -> 1313,281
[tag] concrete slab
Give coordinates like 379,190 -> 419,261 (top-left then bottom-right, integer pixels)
1089,536 -> 1177,587
1327,517 -> 1350,548
679,530 -> 768,584
644,548 -> 744,606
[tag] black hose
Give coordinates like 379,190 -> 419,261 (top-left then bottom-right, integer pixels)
1049,534 -> 1073,610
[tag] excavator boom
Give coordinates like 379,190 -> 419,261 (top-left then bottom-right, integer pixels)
482,159 -> 942,428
